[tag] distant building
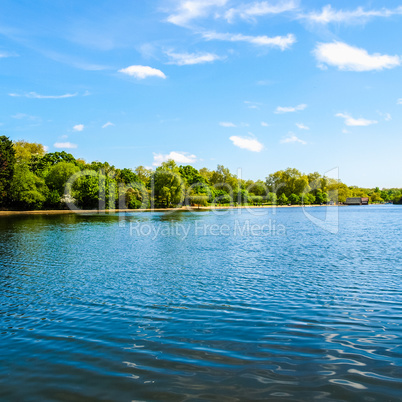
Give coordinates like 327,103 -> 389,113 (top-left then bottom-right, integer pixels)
345,197 -> 369,205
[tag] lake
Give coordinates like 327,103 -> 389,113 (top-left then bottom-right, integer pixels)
1,205 -> 401,401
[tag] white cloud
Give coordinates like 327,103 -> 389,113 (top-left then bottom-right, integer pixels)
281,133 -> 307,145
225,0 -> 298,22
219,122 -> 237,127
153,151 -> 197,166
167,0 -> 228,26
43,145 -> 49,152
118,65 -> 166,79
261,121 -> 269,127
102,122 -> 114,128
54,142 -> 77,149
336,113 -> 377,127
73,124 -> 84,132
275,104 -> 307,114
202,31 -> 296,50
303,5 -> 402,25
314,42 -> 401,72
166,51 -> 222,65
296,122 -> 309,130
9,92 -> 78,99
229,135 -> 263,152
397,99 -> 402,105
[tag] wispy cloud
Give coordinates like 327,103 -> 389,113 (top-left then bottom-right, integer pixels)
336,113 -> 377,127
102,122 -> 114,128
377,111 -> 392,121
73,124 -> 84,132
219,122 -> 237,127
153,151 -> 197,166
261,121 -> 269,127
118,65 -> 166,79
244,100 -> 262,110
54,142 -> 77,149
166,0 -> 228,27
296,122 -> 309,130
11,113 -> 40,122
229,135 -> 263,152
397,99 -> 402,105
281,133 -> 306,145
202,31 -> 296,50
37,48 -> 110,71
166,50 -> 223,65
9,91 -> 78,99
275,104 -> 307,114
225,0 -> 298,22
314,42 -> 401,72
0,51 -> 17,58
303,5 -> 402,25
257,79 -> 274,86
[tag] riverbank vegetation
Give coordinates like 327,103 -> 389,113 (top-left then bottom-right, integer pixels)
1,136 -> 401,210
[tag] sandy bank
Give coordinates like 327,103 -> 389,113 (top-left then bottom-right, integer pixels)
0,204 -> 339,217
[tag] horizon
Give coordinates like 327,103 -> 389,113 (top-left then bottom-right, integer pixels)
1,0 -> 401,188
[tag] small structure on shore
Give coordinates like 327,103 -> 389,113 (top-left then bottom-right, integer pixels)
345,197 -> 369,205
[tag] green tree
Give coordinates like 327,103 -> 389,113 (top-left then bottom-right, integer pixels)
266,168 -> 309,198
189,194 -> 208,207
0,136 -> 16,207
199,167 -> 213,183
13,140 -> 46,164
247,180 -> 267,196
117,168 -> 140,185
249,195 -> 263,205
278,193 -> 288,205
370,192 -> 383,203
266,192 -> 277,205
288,193 -> 300,205
210,165 -> 238,192
236,189 -> 249,205
33,151 -> 77,173
213,190 -> 232,205
302,193 -> 316,205
9,164 -> 48,209
72,172 -> 101,209
179,165 -> 204,186
44,162 -> 80,207
134,166 -> 152,186
45,162 -> 80,196
152,160 -> 184,207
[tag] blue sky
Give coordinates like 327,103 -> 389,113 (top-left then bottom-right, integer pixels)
1,0 -> 401,188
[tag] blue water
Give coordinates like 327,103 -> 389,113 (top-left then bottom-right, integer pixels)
0,205 -> 401,401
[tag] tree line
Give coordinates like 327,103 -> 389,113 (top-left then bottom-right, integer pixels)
0,136 -> 401,210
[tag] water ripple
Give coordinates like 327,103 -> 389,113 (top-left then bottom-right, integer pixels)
1,206 -> 402,401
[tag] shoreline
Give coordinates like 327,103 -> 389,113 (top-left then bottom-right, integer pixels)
0,204 -> 342,216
